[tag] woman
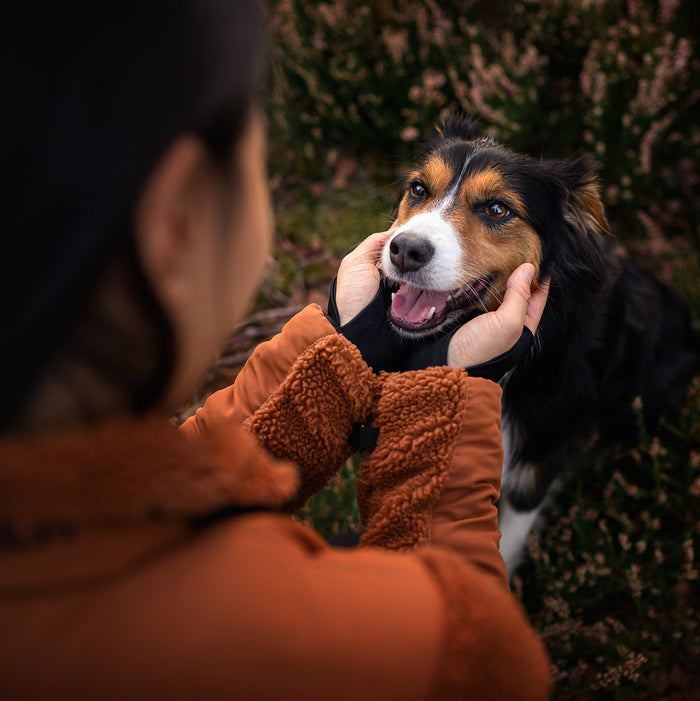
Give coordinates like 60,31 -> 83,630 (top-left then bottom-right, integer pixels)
0,2 -> 551,699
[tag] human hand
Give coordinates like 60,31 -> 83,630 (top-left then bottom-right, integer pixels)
327,227 -> 407,373
401,264 -> 549,380
334,228 -> 395,326
447,263 -> 549,369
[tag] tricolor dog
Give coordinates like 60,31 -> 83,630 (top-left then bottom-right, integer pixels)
381,114 -> 699,573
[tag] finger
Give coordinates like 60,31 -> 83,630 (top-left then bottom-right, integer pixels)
347,229 -> 394,265
524,277 -> 550,334
335,229 -> 396,326
495,264 -> 535,337
504,263 -> 535,300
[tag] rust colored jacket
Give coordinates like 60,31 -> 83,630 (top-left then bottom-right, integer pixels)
0,305 -> 550,700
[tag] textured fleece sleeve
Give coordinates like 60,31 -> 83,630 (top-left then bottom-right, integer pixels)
180,304 -> 336,438
356,369 -> 508,587
244,334 -> 378,510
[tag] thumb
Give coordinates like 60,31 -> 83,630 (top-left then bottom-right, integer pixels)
494,263 -> 536,341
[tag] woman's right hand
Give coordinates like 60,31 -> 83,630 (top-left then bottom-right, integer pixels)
399,264 -> 549,381
326,227 -> 411,374
447,263 -> 549,369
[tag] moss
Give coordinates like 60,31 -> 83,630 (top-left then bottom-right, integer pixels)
274,186 -> 394,256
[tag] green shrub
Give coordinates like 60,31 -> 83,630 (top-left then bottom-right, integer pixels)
296,457 -> 363,538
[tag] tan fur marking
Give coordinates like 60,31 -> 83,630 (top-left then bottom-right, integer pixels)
460,169 -> 526,214
395,154 -> 462,224
573,181 -> 609,238
423,157 -> 454,197
446,215 -> 542,310
446,168 -> 540,309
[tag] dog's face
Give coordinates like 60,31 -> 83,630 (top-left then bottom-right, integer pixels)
382,115 -> 607,337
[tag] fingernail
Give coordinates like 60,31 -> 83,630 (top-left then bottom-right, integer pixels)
522,263 -> 535,283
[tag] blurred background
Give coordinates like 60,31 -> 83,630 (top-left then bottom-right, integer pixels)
193,2 -> 700,697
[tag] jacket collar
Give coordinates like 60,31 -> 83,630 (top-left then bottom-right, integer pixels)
0,413 -> 299,547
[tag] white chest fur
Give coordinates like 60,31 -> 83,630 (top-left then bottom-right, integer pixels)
498,415 -> 547,576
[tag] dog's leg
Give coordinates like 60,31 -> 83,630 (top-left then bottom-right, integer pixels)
498,494 -> 545,576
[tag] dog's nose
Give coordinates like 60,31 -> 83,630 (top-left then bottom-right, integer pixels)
389,232 -> 434,273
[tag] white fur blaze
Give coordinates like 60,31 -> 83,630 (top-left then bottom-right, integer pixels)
382,210 -> 464,290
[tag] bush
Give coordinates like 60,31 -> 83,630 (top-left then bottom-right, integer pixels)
267,0 -> 699,245
514,381 -> 700,698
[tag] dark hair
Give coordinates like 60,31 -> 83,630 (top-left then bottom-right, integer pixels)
0,1 -> 267,429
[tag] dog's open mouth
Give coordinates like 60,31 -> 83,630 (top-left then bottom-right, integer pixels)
388,276 -> 493,333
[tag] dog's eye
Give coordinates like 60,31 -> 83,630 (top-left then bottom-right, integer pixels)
409,181 -> 428,200
484,202 -> 510,219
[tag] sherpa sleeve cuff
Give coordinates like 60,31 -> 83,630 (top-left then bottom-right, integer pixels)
356,369 -> 508,587
244,333 -> 379,511
355,367 -> 469,549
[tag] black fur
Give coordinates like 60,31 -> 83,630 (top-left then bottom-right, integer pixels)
432,114 -> 700,511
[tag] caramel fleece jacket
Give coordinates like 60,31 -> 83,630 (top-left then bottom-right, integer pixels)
0,304 -> 550,700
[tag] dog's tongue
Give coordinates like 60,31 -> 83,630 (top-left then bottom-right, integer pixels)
391,284 -> 450,325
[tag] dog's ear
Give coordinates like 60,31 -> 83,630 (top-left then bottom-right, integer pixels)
529,154 -> 614,292
436,112 -> 481,142
553,155 -> 609,239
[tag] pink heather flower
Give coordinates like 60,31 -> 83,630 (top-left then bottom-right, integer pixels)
381,27 -> 408,63
690,476 -> 700,498
659,0 -> 681,22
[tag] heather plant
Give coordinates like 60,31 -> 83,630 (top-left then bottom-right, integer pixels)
297,458 -> 363,538
267,0 -> 699,245
513,381 -> 700,697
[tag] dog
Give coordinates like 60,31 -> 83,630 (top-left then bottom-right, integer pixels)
381,113 -> 699,573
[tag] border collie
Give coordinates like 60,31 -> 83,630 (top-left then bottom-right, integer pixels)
381,114 -> 699,573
